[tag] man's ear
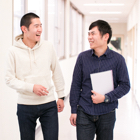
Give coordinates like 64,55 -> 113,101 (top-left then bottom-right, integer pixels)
21,26 -> 27,33
104,33 -> 109,42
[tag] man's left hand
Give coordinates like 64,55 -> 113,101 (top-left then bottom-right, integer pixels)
91,90 -> 105,104
57,99 -> 64,112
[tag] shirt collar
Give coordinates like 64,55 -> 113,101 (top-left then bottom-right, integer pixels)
91,47 -> 112,58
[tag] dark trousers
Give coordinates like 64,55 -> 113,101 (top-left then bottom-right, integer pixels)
17,101 -> 58,140
76,106 -> 116,140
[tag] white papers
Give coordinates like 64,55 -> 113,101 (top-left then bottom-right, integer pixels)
90,70 -> 114,95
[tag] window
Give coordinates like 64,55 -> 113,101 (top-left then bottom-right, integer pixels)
70,7 -> 77,56
70,4 -> 83,56
77,13 -> 83,53
14,0 -> 24,38
28,0 -> 45,40
48,0 -> 55,44
13,0 -> 83,59
48,0 -> 65,59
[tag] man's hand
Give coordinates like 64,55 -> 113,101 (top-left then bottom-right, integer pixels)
33,84 -> 49,96
70,114 -> 77,126
91,90 -> 105,104
57,99 -> 64,112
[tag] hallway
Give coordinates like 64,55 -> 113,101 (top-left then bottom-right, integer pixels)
1,1 -> 140,140
58,91 -> 140,140
114,91 -> 140,140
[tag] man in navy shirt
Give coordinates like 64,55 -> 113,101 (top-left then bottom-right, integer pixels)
69,20 -> 130,140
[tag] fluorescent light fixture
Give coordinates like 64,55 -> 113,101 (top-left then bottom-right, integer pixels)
90,12 -> 122,14
84,3 -> 124,6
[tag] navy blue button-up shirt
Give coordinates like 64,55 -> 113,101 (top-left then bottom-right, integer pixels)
70,47 -> 130,115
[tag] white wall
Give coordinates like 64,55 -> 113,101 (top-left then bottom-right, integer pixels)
59,57 -> 76,96
127,0 -> 138,31
0,0 -> 20,140
59,57 -> 77,140
127,0 -> 140,107
135,1 -> 140,107
110,23 -> 127,35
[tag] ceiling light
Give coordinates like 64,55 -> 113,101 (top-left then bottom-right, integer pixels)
90,12 -> 122,14
84,3 -> 124,6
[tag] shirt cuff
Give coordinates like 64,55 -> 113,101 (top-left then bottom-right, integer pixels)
25,83 -> 34,93
71,106 -> 78,114
57,90 -> 65,98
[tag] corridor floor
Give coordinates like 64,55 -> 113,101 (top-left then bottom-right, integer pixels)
58,91 -> 140,140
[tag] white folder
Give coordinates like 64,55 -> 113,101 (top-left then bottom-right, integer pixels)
90,70 -> 114,95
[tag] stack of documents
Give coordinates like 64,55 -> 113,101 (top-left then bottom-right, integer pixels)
90,70 -> 114,95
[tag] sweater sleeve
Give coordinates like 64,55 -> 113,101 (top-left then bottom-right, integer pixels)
50,46 -> 65,98
5,49 -> 34,93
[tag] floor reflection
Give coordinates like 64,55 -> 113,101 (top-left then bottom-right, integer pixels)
58,91 -> 140,140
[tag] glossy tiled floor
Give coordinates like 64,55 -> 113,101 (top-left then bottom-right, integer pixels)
58,91 -> 140,140
114,92 -> 140,140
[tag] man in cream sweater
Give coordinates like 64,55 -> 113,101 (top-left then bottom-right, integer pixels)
5,12 -> 65,140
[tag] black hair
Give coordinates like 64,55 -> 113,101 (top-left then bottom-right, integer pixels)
89,20 -> 112,44
20,12 -> 40,33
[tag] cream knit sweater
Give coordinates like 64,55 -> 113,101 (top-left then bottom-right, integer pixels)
5,34 -> 65,105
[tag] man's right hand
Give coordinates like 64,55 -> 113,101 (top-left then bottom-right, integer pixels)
70,114 -> 77,126
33,84 -> 49,96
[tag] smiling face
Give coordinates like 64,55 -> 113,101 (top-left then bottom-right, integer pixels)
21,18 -> 42,46
88,26 -> 109,50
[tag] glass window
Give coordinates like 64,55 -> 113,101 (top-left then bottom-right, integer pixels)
28,0 -> 45,39
48,0 -> 65,59
13,0 -> 67,60
14,0 -> 24,38
70,5 -> 83,56
14,0 -> 45,40
70,7 -> 77,56
48,0 -> 55,44
77,13 -> 83,53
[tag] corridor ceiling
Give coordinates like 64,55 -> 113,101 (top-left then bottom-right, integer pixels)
70,0 -> 137,23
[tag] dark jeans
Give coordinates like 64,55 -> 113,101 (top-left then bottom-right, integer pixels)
76,106 -> 116,140
17,101 -> 58,140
